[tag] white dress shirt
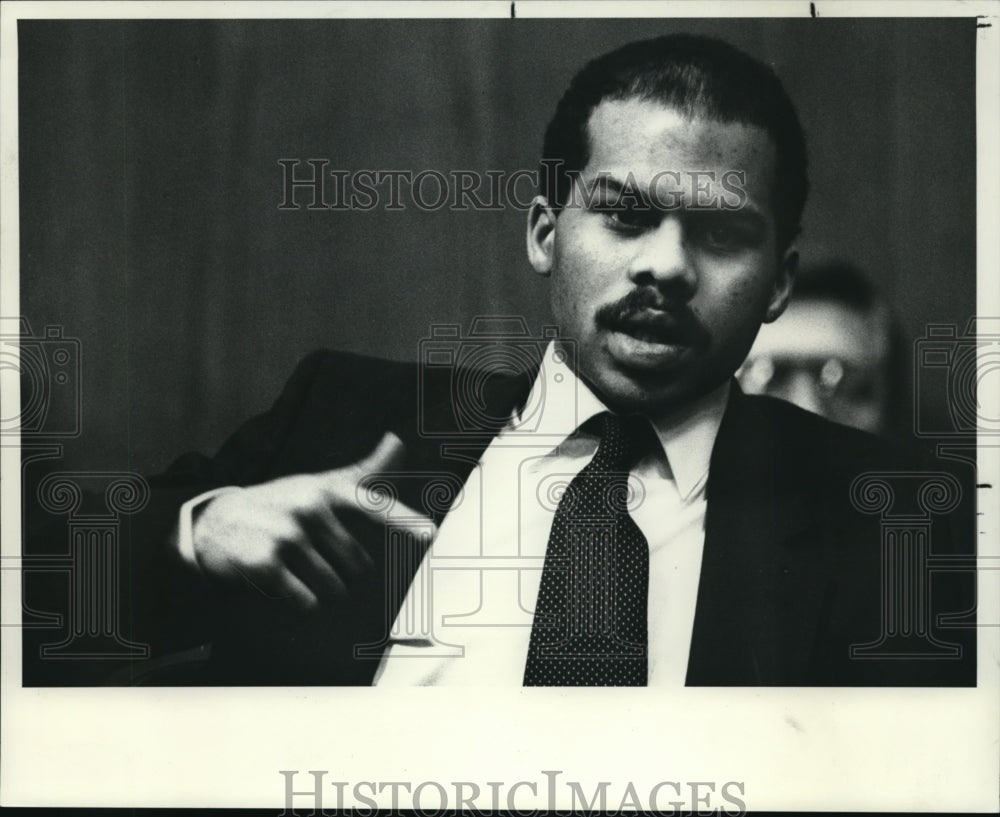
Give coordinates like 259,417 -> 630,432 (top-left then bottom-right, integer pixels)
374,342 -> 729,686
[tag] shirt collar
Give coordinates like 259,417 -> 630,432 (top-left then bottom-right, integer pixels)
508,341 -> 730,500
650,378 -> 730,500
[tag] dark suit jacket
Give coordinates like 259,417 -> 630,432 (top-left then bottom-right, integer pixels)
136,349 -> 976,686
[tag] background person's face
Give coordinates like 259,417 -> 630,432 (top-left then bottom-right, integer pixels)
737,298 -> 891,433
528,97 -> 797,414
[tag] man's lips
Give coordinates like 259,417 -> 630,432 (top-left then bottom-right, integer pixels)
595,303 -> 709,371
593,291 -> 710,372
606,310 -> 692,345
604,328 -> 689,371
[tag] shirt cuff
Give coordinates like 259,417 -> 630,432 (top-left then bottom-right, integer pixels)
177,487 -> 243,567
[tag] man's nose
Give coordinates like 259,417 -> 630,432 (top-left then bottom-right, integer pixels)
626,217 -> 697,294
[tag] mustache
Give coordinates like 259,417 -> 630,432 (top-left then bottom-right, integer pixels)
595,289 -> 710,347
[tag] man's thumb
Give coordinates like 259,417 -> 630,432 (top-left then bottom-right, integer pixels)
353,430 -> 407,478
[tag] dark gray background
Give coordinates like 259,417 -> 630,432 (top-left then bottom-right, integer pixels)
18,18 -> 976,475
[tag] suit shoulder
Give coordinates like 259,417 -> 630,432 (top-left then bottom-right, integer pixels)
269,348 -> 420,430
278,348 -> 417,406
742,393 -> 932,470
290,348 -> 416,384
248,349 -> 423,474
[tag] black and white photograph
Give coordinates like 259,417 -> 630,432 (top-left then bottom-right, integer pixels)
1,1 -> 997,813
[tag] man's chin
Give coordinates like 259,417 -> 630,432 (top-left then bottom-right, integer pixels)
584,364 -> 698,416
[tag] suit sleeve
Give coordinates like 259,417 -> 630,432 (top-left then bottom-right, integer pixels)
126,350 -> 342,663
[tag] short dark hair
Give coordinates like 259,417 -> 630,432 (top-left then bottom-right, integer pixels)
540,33 -> 809,254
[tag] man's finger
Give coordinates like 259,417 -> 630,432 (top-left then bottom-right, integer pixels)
351,431 -> 408,478
281,537 -> 352,607
234,563 -> 320,614
315,431 -> 408,504
315,429 -> 438,539
351,492 -> 439,542
302,505 -> 376,580
277,570 -> 323,614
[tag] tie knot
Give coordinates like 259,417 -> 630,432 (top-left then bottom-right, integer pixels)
590,412 -> 655,471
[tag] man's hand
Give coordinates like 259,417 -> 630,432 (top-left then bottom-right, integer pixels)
192,432 -> 434,613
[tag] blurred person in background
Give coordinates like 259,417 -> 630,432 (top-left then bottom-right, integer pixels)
737,262 -> 904,436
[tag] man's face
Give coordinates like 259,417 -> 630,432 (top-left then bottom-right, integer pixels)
528,97 -> 796,414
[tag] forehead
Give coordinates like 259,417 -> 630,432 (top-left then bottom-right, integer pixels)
582,97 -> 777,203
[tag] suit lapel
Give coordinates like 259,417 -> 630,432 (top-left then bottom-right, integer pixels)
397,362 -> 535,524
686,384 -> 833,685
343,361 -> 534,679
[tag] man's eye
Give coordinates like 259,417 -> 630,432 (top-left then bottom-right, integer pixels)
695,221 -> 741,250
597,205 -> 658,231
687,213 -> 763,252
705,225 -> 737,247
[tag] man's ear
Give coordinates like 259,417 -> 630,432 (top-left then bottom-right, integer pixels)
526,196 -> 557,276
763,246 -> 799,323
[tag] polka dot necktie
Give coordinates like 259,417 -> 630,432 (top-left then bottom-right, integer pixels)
523,412 -> 653,686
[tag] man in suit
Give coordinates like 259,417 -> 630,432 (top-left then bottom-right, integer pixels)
150,34 -> 975,686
